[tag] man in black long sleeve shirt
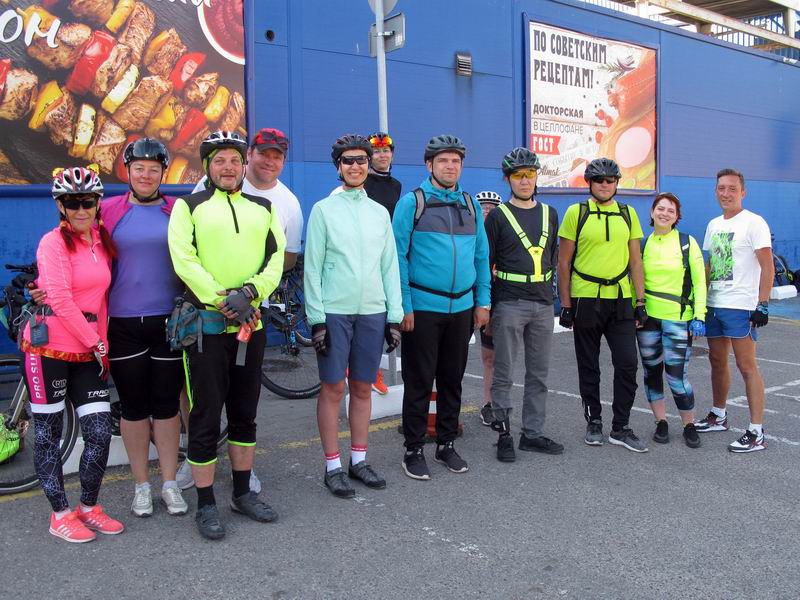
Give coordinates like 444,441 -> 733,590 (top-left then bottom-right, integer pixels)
365,132 -> 402,219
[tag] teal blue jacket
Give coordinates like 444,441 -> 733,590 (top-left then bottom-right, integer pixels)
392,177 -> 491,314
304,187 -> 403,326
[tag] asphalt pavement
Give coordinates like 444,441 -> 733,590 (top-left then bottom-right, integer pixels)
3,306 -> 800,600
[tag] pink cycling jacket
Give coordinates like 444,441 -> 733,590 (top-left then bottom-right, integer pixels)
22,226 -> 112,359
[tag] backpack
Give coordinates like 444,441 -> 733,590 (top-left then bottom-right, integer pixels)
570,201 -> 632,295
641,231 -> 694,318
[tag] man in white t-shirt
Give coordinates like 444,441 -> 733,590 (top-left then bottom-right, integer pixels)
695,168 -> 774,453
193,128 -> 303,271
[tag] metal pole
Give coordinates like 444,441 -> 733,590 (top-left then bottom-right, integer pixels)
375,0 -> 389,132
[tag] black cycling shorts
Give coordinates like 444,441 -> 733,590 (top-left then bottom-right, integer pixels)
183,328 -> 266,465
108,316 -> 183,421
24,352 -> 110,418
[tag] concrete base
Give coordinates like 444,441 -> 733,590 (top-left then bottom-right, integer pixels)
771,285 -> 798,300
344,384 -> 404,420
63,435 -> 158,475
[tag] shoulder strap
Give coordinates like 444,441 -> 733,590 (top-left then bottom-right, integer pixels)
618,202 -> 631,230
462,191 -> 476,223
412,188 -> 426,228
497,204 -> 534,252
641,234 -> 649,257
678,231 -> 692,317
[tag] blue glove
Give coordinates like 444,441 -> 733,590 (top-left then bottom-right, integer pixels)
689,319 -> 705,337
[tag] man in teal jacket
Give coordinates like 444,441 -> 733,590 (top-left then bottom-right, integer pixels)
304,134 -> 403,499
393,135 -> 491,481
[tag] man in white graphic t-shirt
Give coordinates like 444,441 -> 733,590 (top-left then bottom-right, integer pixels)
193,128 -> 304,271
695,168 -> 774,453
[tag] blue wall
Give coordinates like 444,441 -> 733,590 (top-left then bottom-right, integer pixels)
1,0 -> 799,351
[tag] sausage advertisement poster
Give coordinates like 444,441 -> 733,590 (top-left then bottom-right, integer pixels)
528,22 -> 657,190
0,0 -> 246,185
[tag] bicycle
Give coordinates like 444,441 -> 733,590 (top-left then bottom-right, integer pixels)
771,234 -> 795,288
261,256 -> 321,399
0,263 -> 79,495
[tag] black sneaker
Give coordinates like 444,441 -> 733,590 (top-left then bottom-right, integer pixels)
479,404 -> 493,427
584,419 -> 604,446
518,434 -> 564,455
230,491 -> 278,522
608,428 -> 649,453
195,504 -> 225,540
434,441 -> 469,473
496,435 -> 516,462
653,420 -> 669,444
348,460 -> 387,489
683,423 -> 701,448
324,467 -> 356,498
402,448 -> 431,480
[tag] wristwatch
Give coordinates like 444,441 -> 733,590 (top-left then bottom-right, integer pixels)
635,297 -> 646,305
479,305 -> 491,310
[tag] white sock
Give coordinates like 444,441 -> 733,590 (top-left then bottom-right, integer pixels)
711,406 -> 726,419
162,480 -> 178,491
749,423 -> 763,437
54,508 -> 72,519
351,445 -> 367,465
79,504 -> 94,513
325,452 -> 342,472
135,482 -> 150,492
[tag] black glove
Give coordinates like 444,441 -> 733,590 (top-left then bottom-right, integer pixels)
222,284 -> 257,324
312,324 -> 329,356
750,302 -> 769,328
384,323 -> 401,353
559,306 -> 574,329
634,304 -> 648,327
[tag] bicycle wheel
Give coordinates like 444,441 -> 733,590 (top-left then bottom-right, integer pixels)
261,337 -> 321,400
178,412 -> 228,457
0,355 -> 78,495
285,268 -> 312,346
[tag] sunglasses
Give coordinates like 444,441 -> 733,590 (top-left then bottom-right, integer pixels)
340,155 -> 369,165
509,169 -> 538,181
60,197 -> 99,210
591,177 -> 618,185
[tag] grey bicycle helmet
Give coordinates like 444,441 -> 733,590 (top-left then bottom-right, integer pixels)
584,157 -> 622,181
123,137 -> 169,168
199,130 -> 248,165
330,134 -> 372,166
501,147 -> 541,176
475,190 -> 502,206
423,134 -> 466,161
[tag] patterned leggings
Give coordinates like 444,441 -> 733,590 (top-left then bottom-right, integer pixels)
33,410 -> 113,512
635,318 -> 695,411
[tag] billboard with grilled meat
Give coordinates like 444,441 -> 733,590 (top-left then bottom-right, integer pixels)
0,0 -> 246,185
527,22 -> 657,190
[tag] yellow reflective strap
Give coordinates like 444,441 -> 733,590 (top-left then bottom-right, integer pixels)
497,203 -> 549,278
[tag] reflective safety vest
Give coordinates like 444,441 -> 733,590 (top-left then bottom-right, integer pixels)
494,203 -> 552,283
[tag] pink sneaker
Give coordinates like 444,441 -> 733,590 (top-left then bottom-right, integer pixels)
77,505 -> 125,535
49,510 -> 96,543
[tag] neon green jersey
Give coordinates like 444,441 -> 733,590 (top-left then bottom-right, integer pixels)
642,229 -> 707,322
558,198 -> 643,299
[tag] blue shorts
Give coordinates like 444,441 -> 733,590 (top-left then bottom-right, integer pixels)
705,307 -> 758,341
317,313 -> 386,384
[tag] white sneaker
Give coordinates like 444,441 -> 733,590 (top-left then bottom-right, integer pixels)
161,486 -> 189,515
176,460 -> 195,490
250,471 -> 262,494
131,484 -> 153,517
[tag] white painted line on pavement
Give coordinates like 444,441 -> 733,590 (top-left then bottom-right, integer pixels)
774,393 -> 800,401
422,526 -> 487,559
464,372 -> 800,446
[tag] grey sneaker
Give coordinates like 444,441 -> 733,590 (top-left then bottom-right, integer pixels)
131,484 -> 153,517
609,428 -> 649,453
479,404 -> 493,426
195,504 -> 225,540
230,491 -> 278,522
584,419 -> 604,446
176,461 -> 195,490
161,486 -> 189,516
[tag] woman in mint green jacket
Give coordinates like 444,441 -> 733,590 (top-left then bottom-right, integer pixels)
304,134 -> 403,499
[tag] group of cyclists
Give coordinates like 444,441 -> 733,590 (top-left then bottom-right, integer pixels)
19,123 -> 774,543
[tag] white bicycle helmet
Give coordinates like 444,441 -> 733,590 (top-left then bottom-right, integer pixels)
51,167 -> 104,199
475,190 -> 502,206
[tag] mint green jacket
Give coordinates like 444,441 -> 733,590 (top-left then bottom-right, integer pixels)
304,187 -> 403,326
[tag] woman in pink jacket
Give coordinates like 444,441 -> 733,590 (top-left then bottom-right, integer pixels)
22,167 -> 124,543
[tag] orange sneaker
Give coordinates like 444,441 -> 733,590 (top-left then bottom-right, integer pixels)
77,505 -> 125,535
49,509 -> 96,544
372,370 -> 389,395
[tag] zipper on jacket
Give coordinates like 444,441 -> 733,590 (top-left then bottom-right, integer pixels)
226,193 -> 240,233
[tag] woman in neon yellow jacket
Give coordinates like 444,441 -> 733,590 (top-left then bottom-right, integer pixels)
637,193 -> 706,448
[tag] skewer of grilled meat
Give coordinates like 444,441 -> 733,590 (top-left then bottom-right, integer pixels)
69,0 -> 115,26
0,67 -> 39,121
85,112 -> 126,173
144,28 -> 187,78
28,22 -> 92,71
219,91 -> 245,132
113,74 -> 172,132
184,72 -> 218,108
92,43 -> 133,98
117,1 -> 156,65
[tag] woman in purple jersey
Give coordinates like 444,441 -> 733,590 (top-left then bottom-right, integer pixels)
102,139 -> 188,518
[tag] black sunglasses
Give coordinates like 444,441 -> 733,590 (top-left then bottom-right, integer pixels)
591,176 -> 618,185
60,197 -> 99,210
340,155 -> 369,165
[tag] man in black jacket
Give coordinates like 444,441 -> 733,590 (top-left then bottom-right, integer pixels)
365,132 -> 402,220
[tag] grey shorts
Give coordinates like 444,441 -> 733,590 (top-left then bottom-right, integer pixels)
317,313 -> 387,384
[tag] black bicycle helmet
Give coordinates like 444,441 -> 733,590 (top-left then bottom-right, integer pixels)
584,157 -> 622,180
424,134 -> 465,161
200,130 -> 248,165
123,137 -> 169,168
331,134 -> 373,166
501,147 -> 540,176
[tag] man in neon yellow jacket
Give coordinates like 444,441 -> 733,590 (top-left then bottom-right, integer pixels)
169,131 -> 285,540
304,134 -> 403,499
